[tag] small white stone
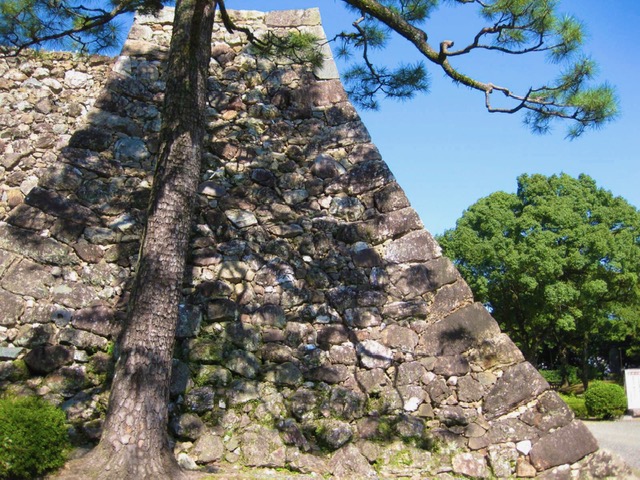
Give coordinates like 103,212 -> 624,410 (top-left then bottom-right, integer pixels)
404,397 -> 422,412
516,440 -> 532,455
74,350 -> 89,362
64,70 -> 91,88
177,452 -> 197,470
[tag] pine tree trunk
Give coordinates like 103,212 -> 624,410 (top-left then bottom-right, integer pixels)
57,0 -> 214,477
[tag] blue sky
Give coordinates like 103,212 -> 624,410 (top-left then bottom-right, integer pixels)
114,1 -> 639,235
224,1 -> 639,235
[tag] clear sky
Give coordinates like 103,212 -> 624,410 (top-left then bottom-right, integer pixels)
113,1 -> 639,235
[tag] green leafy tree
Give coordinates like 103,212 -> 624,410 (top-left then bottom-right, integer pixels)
0,1 -> 620,478
439,173 -> 640,389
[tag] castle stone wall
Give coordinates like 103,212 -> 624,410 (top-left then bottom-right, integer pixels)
0,8 -> 633,479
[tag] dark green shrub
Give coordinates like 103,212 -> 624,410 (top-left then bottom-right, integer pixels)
0,396 -> 69,479
584,381 -> 627,419
559,393 -> 588,419
539,366 -> 580,387
539,369 -> 562,386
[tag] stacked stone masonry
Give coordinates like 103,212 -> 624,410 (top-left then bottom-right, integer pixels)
0,8 -> 634,479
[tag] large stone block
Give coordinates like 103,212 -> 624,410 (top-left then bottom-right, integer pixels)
24,345 -> 74,374
383,230 -> 441,264
483,362 -> 549,419
1,258 -> 54,299
419,302 -> 501,356
71,306 -> 119,338
529,421 -> 598,471
25,187 -> 98,225
0,289 -> 25,326
0,224 -> 76,265
386,257 -> 459,299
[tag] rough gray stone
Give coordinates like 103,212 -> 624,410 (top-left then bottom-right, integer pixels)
7,204 -> 51,230
171,413 -> 204,440
355,368 -> 389,394
521,391 -> 574,432
25,187 -> 99,225
23,345 -> 74,374
380,324 -> 419,352
307,364 -> 350,384
427,280 -> 474,321
207,298 -> 239,322
69,128 -> 112,151
328,344 -> 357,365
316,324 -> 349,348
386,256 -> 458,299
241,425 -> 286,468
227,379 -> 260,406
420,303 -> 502,356
374,182 -> 411,213
1,258 -> 54,299
0,290 -> 25,326
457,374 -> 485,403
344,307 -> 381,328
467,332 -> 525,370
192,431 -> 224,463
484,362 -> 549,419
316,419 -> 353,450
384,230 -> 440,263
264,362 -> 303,386
382,300 -> 428,321
225,209 -> 257,228
71,306 -> 118,338
176,304 -> 202,338
357,339 -> 392,369
433,355 -> 470,376
330,443 -> 377,478
114,137 -> 149,163
396,361 -> 427,386
51,282 -> 95,308
0,347 -> 23,360
58,328 -> 109,351
311,153 -> 345,179
184,386 -> 216,413
197,181 -> 227,197
452,451 -> 490,478
170,359 -> 192,397
529,421 -> 598,471
225,349 -> 260,379
287,449 -> 329,475
0,224 -> 76,265
194,364 -> 231,387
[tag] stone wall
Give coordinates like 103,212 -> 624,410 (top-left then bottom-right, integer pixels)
0,8 -> 633,479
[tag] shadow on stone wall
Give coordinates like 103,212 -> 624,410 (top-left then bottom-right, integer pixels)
1,8 -> 630,479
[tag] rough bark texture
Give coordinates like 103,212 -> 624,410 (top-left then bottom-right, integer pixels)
56,0 -> 214,477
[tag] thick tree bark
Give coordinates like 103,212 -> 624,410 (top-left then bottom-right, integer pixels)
57,0 -> 214,478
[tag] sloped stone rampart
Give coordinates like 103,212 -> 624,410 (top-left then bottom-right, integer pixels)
0,8 -> 634,479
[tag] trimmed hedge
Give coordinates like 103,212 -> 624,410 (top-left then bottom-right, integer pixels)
559,393 -> 588,419
584,381 -> 627,419
0,396 -> 69,479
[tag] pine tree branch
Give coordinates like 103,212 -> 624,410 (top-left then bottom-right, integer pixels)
0,2 -> 130,57
342,0 -> 616,135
